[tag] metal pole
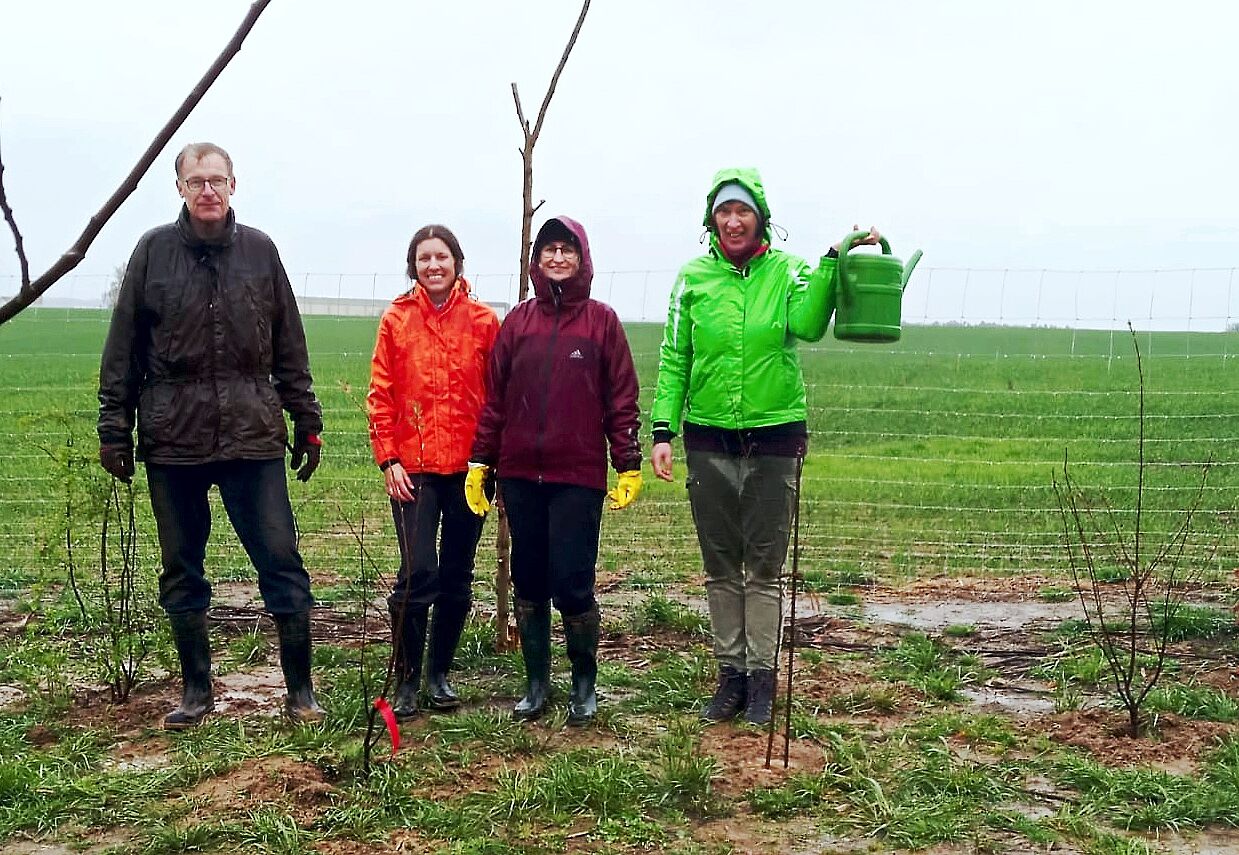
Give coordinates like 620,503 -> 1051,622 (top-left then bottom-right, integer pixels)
766,449 -> 804,768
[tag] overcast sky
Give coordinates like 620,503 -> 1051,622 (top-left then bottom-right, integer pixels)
2,1 -> 1237,322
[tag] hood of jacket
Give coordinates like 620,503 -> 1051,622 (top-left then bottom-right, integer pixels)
529,215 -> 593,308
702,167 -> 772,257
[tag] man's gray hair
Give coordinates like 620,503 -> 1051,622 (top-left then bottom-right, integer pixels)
175,143 -> 234,179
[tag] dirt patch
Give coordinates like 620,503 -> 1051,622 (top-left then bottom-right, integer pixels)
1032,709 -> 1238,769
0,602 -> 32,639
868,574 -> 1068,602
694,815 -> 822,855
188,755 -> 334,822
61,682 -> 180,735
699,727 -> 826,801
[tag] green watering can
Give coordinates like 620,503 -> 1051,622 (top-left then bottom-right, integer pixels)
833,231 -> 923,343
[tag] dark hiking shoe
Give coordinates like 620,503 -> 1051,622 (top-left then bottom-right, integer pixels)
744,668 -> 776,726
701,665 -> 747,723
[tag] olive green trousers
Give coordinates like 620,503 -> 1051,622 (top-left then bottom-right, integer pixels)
686,450 -> 797,671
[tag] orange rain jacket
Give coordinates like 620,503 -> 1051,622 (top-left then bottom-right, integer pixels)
368,278 -> 500,474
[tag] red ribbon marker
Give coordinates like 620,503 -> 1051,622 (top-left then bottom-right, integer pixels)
373,697 -> 400,755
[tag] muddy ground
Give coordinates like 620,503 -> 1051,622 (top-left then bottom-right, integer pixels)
3,572 -> 1239,854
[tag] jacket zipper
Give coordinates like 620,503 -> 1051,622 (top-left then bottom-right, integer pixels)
533,300 -> 562,482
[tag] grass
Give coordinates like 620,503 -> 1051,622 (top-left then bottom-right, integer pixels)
878,633 -> 989,701
2,312 -> 1239,851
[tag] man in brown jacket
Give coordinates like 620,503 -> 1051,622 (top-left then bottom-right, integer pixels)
97,142 -> 325,728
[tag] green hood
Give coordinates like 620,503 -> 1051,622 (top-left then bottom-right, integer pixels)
702,167 -> 773,245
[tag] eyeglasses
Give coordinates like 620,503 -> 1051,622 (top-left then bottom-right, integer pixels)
539,242 -> 578,260
181,176 -> 231,193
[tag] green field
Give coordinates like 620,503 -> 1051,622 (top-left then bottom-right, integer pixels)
4,309 -> 1239,854
2,308 -> 1236,597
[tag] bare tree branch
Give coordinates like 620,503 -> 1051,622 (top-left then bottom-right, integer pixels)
0,101 -> 31,288
511,0 -> 591,303
496,0 -> 592,652
511,83 -> 530,138
0,0 -> 273,325
528,0 -> 591,149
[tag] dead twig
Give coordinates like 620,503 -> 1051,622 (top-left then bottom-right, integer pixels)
0,0 -> 273,324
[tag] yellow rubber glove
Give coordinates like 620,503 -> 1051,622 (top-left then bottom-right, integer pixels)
464,463 -> 492,516
607,470 -> 642,510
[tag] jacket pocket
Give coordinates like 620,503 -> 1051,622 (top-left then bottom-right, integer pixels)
143,279 -> 185,363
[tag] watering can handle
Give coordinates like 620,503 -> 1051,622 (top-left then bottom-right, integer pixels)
901,249 -> 924,292
836,231 -> 890,304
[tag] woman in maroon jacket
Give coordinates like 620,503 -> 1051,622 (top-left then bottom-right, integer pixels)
466,216 -> 642,725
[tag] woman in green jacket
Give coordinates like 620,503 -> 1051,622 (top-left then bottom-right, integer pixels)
650,167 -> 878,725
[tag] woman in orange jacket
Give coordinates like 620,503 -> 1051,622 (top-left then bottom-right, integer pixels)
368,224 -> 500,719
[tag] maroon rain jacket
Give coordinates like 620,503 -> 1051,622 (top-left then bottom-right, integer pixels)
471,216 -> 642,490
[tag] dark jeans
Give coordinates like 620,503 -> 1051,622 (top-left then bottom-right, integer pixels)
388,472 -> 485,612
146,459 -> 313,616
500,478 -> 604,617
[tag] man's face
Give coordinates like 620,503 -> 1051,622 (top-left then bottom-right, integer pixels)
177,153 -> 235,229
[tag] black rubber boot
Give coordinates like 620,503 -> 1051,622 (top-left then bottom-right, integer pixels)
701,664 -> 747,723
390,605 -> 428,720
163,610 -> 214,730
512,599 -> 551,721
563,605 -> 600,726
424,601 -> 469,711
273,611 -> 326,724
745,668 -> 776,726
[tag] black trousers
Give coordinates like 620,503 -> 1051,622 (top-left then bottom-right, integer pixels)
388,472 -> 485,612
146,459 -> 312,616
500,478 -> 604,617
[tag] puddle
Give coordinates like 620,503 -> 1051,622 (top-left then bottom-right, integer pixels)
1152,828 -> 1239,854
0,684 -> 24,710
860,599 -> 1085,632
960,685 -> 1056,716
214,665 -> 285,716
105,741 -> 172,773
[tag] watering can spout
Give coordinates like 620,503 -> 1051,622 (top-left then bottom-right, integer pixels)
901,250 -> 923,291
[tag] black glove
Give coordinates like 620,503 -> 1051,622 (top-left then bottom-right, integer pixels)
99,444 -> 135,484
290,431 -> 322,482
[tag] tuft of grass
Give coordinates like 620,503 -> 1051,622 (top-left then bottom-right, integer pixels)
222,630 -> 269,670
622,648 -> 713,714
1142,683 -> 1239,722
630,594 -> 709,637
821,686 -> 900,715
428,710 -> 543,755
878,633 -> 988,701
944,623 -> 976,638
750,734 -> 1022,849
1039,586 -> 1076,603
1052,753 -> 1237,831
1147,602 -> 1235,642
826,591 -> 861,606
654,717 -> 721,816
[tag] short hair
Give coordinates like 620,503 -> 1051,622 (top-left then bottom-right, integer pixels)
175,143 -> 234,179
406,224 -> 466,280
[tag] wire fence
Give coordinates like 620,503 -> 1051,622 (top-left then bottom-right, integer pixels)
2,267 -> 1237,608
7,265 -> 1239,330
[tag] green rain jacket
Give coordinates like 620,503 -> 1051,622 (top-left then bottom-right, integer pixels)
650,167 -> 837,437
